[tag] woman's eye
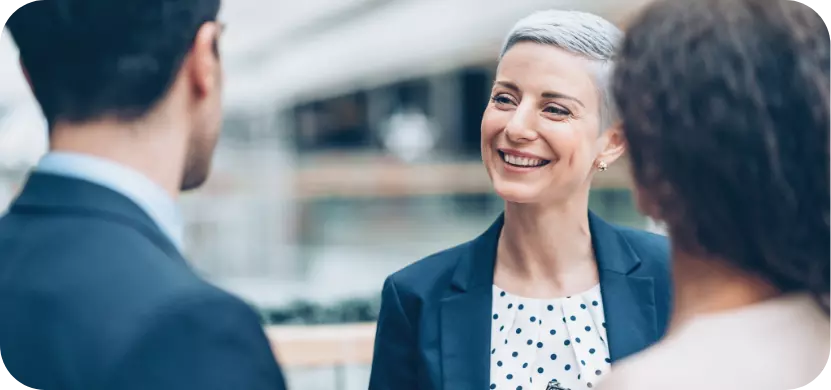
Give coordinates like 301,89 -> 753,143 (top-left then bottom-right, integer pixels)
544,106 -> 570,116
491,95 -> 515,105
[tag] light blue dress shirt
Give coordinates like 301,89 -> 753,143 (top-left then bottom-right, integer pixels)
36,152 -> 185,250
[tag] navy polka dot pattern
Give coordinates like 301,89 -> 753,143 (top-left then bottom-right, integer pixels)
490,285 -> 611,390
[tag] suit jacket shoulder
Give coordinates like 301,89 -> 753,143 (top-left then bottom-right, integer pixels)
388,241 -> 470,295
0,174 -> 286,390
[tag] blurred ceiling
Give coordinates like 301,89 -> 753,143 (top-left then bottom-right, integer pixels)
0,0 -> 651,113
224,0 -> 651,112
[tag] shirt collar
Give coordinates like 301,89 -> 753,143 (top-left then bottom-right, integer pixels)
36,151 -> 184,250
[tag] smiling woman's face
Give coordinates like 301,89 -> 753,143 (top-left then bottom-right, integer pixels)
482,41 -> 615,205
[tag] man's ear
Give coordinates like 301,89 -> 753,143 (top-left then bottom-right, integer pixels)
596,123 -> 627,166
186,22 -> 222,98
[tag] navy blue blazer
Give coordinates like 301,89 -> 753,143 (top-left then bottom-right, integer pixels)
0,173 -> 287,390
369,212 -> 671,390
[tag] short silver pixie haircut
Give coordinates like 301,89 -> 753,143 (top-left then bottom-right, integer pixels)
499,10 -> 623,130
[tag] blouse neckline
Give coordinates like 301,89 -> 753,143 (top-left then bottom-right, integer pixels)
493,284 -> 601,301
490,283 -> 610,390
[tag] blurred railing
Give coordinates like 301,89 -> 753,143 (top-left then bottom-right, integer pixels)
294,154 -> 634,200
266,323 -> 376,390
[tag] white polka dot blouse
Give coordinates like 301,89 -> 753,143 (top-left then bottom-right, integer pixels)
489,285 -> 611,390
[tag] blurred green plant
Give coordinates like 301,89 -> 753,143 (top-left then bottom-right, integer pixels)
259,296 -> 382,325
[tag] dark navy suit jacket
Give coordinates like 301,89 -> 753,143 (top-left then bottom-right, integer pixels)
0,173 -> 287,390
369,212 -> 672,390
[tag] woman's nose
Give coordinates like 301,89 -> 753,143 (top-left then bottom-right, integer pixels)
504,106 -> 539,143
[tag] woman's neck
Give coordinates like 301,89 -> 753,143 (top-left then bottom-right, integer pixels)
495,197 -> 598,297
669,248 -> 781,332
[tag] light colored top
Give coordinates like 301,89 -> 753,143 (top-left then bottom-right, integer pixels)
36,151 -> 184,250
597,294 -> 830,390
490,284 -> 611,390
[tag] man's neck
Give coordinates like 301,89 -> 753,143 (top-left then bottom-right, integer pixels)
49,119 -> 187,199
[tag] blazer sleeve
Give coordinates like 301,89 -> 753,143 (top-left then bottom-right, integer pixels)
103,291 -> 287,390
369,276 -> 419,390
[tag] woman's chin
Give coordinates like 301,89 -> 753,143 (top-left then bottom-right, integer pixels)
493,182 -> 541,204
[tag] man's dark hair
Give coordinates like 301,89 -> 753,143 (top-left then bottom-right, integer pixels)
613,0 -> 830,306
5,0 -> 221,124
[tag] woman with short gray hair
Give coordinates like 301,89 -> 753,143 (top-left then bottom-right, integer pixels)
370,10 -> 671,390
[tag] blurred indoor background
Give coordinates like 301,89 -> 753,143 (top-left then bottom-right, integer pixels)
0,1 -> 661,388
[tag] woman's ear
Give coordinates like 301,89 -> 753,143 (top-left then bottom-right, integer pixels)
596,123 -> 627,166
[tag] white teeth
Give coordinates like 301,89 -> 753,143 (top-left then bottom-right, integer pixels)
503,153 -> 545,167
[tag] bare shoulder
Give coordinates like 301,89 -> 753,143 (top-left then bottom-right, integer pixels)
595,332 -> 726,390
596,351 -> 683,390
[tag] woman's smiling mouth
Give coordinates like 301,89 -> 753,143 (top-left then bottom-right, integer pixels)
498,149 -> 552,168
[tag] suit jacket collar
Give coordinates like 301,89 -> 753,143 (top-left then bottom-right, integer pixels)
450,213 -> 503,292
440,211 -> 658,389
450,211 -> 643,292
35,152 -> 184,250
11,172 -> 183,261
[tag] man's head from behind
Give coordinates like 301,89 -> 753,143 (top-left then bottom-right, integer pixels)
6,0 -> 223,191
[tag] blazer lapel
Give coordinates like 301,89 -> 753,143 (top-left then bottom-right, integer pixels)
589,212 -> 658,362
440,285 -> 493,390
440,215 -> 503,390
598,272 -> 656,362
438,212 -> 659,387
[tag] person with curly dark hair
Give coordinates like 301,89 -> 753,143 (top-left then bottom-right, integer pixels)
597,0 -> 829,389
